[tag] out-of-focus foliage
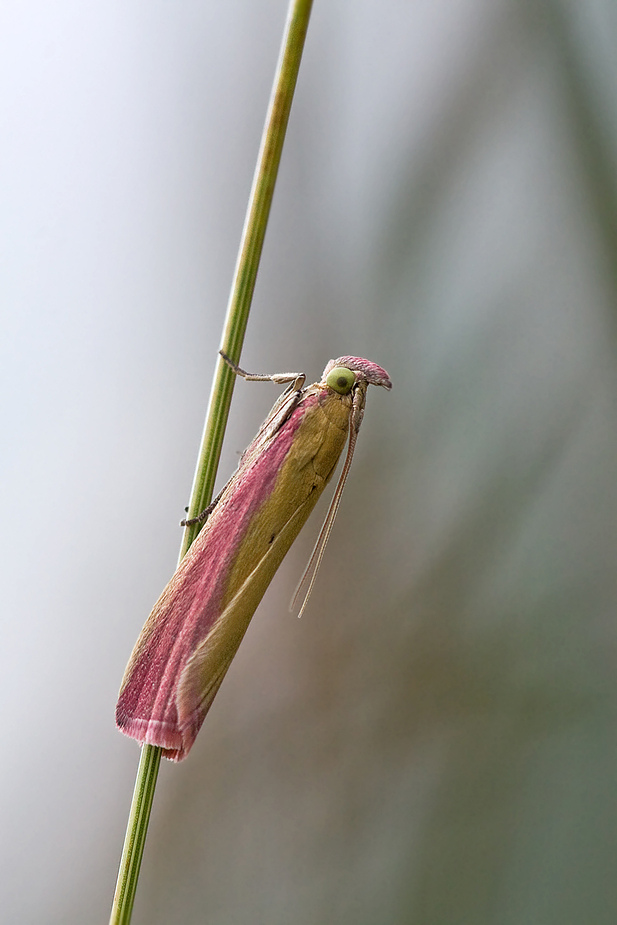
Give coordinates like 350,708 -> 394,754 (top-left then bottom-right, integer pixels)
1,1 -> 615,923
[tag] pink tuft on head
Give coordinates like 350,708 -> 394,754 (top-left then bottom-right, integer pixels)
322,356 -> 392,390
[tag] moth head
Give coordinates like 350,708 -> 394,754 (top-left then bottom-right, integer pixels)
322,356 -> 392,393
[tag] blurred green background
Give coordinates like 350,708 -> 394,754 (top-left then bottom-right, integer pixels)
1,1 -> 615,923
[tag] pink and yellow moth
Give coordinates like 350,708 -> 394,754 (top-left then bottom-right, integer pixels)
116,353 -> 392,760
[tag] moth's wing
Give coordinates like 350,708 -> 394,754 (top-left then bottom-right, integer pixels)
238,383 -> 306,466
186,385 -> 305,526
173,487 -> 319,752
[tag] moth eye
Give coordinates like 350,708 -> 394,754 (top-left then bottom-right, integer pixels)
326,366 -> 355,395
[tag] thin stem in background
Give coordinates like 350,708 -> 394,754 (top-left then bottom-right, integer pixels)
109,2 -> 314,923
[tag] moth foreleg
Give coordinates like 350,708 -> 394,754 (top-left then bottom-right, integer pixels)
219,351 -> 305,391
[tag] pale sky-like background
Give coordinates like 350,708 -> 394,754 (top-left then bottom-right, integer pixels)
1,2 -> 616,923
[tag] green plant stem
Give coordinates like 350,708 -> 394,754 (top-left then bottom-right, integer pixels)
181,0 -> 314,555
108,746 -> 161,925
109,2 -> 314,923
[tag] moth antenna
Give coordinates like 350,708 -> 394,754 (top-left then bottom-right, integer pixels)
291,420 -> 360,618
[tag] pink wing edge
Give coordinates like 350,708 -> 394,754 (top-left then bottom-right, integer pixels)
116,395 -> 315,760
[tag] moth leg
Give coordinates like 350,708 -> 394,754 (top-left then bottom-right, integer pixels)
220,351 -> 305,391
181,486 -> 224,527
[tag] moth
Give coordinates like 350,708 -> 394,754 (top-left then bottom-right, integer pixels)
116,353 -> 392,760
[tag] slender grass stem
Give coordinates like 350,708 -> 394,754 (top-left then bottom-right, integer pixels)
108,746 -> 161,925
109,3 -> 314,922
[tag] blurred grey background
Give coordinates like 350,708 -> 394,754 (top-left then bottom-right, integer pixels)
1,1 -> 616,923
